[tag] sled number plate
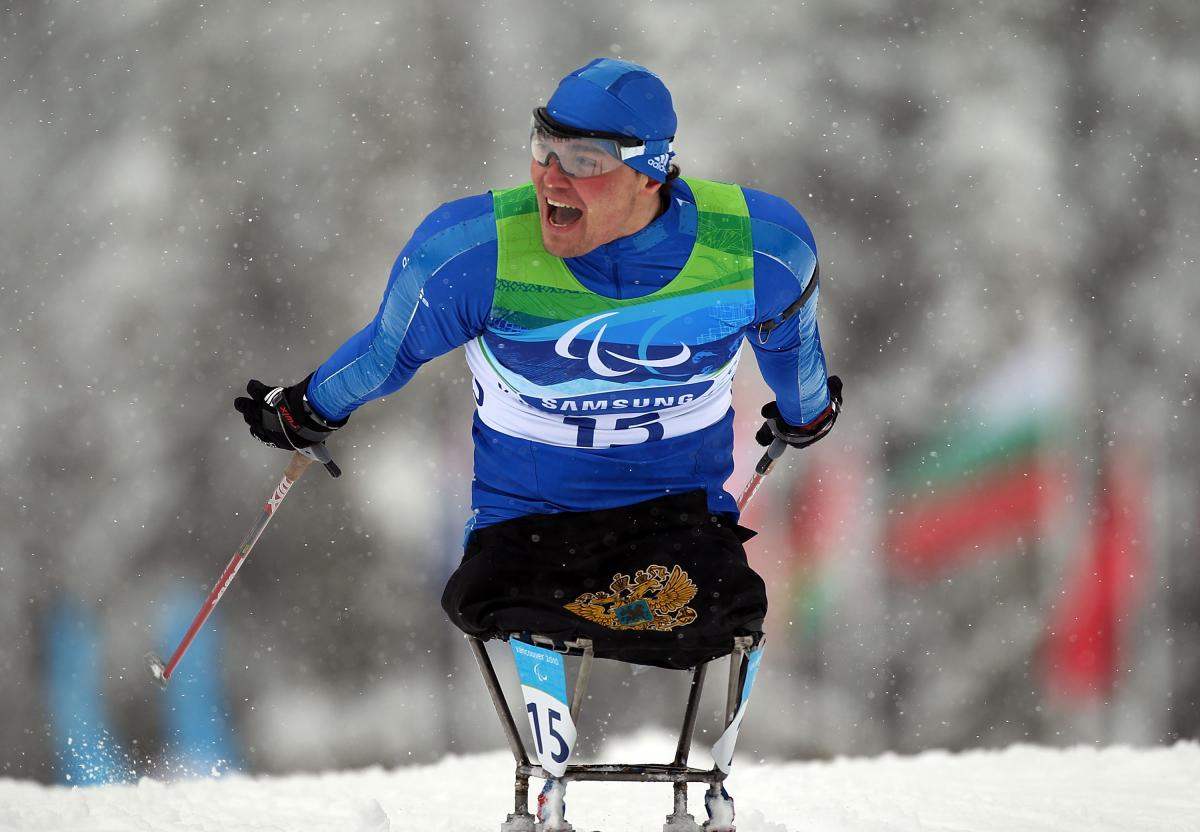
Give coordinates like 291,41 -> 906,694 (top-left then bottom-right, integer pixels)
511,639 -> 577,777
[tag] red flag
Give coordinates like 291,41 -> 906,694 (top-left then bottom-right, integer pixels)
1042,450 -> 1147,699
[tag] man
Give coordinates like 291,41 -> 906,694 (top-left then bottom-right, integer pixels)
236,57 -> 840,823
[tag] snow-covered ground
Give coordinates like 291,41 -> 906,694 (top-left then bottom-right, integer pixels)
2,731 -> 1198,832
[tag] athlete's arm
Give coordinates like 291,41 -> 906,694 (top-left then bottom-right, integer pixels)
306,194 -> 498,422
744,188 -> 833,427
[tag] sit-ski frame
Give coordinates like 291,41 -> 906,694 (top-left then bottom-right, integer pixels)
468,633 -> 757,832
467,438 -> 786,830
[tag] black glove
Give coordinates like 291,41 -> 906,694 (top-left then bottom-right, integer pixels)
234,375 -> 345,451
756,375 -> 843,450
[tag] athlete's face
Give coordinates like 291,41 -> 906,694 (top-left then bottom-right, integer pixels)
531,158 -> 663,258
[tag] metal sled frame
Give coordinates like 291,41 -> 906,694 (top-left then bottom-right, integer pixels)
468,634 -> 756,832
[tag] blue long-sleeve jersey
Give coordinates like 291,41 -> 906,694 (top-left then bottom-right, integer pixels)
308,179 -> 830,532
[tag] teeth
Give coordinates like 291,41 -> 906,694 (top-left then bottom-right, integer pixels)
547,198 -> 576,209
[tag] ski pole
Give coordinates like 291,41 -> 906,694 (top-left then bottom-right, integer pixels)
736,437 -> 788,512
145,443 -> 339,689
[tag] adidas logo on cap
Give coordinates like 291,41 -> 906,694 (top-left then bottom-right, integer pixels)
646,152 -> 670,173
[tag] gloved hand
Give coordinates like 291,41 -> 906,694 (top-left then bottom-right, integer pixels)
234,375 -> 345,451
756,375 -> 843,450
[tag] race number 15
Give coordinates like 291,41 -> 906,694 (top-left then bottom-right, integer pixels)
526,702 -> 570,764
564,411 -> 663,448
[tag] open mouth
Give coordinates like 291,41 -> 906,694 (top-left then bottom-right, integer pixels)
546,198 -> 583,228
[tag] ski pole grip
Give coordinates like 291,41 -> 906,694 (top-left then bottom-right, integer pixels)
298,442 -> 342,478
755,437 -> 788,475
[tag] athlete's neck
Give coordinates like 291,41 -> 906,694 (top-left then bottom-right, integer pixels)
565,194 -> 687,300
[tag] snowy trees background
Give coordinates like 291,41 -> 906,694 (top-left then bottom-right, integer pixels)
1,1 -> 1197,782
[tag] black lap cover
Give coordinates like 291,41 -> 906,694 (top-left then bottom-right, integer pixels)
440,491 -> 766,670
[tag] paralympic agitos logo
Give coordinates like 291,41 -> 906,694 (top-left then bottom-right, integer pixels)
554,312 -> 691,378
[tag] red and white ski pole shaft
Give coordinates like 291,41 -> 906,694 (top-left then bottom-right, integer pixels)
736,437 -> 788,512
146,444 -> 339,689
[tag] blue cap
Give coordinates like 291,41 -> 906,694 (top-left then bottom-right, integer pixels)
546,58 -> 677,182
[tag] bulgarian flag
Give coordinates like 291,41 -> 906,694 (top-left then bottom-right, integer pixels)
885,343 -> 1076,580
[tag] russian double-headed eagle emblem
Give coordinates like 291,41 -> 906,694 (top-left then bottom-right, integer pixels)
564,564 -> 699,632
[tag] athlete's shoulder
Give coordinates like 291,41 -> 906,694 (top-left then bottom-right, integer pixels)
737,186 -> 818,320
675,179 -> 816,255
398,191 -> 498,276
410,191 -> 498,246
741,186 -> 817,255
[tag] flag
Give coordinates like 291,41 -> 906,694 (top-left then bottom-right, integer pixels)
1042,448 -> 1147,699
885,342 -> 1077,580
